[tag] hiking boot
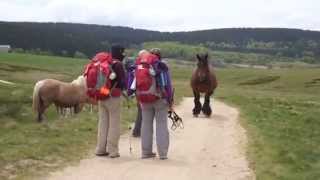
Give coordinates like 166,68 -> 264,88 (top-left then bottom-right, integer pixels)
95,152 -> 109,157
132,130 -> 141,137
141,152 -> 156,159
132,134 -> 140,138
109,153 -> 120,158
159,156 -> 168,160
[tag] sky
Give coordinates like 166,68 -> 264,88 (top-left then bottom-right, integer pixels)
0,0 -> 319,32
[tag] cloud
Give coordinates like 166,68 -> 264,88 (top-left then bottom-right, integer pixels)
0,0 -> 319,31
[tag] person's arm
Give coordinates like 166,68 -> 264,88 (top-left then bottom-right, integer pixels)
155,61 -> 173,105
165,70 -> 174,108
113,62 -> 126,90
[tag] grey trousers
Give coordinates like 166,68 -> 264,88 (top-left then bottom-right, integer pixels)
96,97 -> 121,156
140,99 -> 169,158
132,103 -> 142,136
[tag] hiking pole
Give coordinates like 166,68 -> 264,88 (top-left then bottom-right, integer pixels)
121,90 -> 131,109
128,126 -> 133,154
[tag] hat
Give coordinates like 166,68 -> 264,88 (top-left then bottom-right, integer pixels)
150,48 -> 161,58
138,49 -> 148,56
111,44 -> 125,61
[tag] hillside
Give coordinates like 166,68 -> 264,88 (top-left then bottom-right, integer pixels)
1,21 -> 320,61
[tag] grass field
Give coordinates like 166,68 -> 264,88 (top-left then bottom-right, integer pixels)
217,68 -> 320,180
1,52 -> 320,179
0,53 -> 137,180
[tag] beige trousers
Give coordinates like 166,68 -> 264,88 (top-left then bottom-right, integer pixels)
96,97 -> 121,156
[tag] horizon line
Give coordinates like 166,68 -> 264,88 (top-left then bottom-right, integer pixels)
1,20 -> 320,33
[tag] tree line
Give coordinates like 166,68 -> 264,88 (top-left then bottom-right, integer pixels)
1,21 -> 320,62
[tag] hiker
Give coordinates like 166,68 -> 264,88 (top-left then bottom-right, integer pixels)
128,48 -> 173,160
126,51 -> 145,138
85,45 -> 126,158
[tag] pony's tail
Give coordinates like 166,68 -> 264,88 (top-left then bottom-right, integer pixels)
32,81 -> 43,113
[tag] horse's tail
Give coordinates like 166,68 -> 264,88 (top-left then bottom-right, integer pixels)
32,81 -> 43,113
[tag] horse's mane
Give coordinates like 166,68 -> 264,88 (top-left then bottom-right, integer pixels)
71,75 -> 86,87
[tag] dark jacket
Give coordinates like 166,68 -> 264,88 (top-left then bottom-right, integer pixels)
111,61 -> 126,90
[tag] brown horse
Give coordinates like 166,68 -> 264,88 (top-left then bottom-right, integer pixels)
190,53 -> 218,117
32,75 -> 89,122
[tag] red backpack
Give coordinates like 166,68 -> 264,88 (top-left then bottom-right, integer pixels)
83,52 -> 118,100
135,51 -> 161,103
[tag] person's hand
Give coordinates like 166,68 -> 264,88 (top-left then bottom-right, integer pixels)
129,93 -> 136,98
168,104 -> 174,112
122,90 -> 129,99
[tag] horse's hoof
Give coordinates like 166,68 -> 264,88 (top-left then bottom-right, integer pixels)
193,114 -> 199,118
192,108 -> 202,116
202,106 -> 212,117
203,111 -> 212,117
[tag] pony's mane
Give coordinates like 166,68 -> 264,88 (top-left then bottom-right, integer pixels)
71,75 -> 86,87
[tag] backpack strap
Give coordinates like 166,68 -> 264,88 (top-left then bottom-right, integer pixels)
109,59 -> 125,97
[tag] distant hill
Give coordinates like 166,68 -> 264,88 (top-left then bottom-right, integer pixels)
1,21 -> 320,59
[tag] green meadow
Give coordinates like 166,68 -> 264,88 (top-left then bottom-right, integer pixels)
217,68 -> 320,180
1,53 -> 320,179
0,53 -> 136,179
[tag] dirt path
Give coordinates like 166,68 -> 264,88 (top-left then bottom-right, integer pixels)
47,98 -> 255,180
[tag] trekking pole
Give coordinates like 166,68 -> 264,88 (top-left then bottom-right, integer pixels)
121,90 -> 131,109
128,126 -> 133,154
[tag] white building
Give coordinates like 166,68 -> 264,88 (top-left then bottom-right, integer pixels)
0,45 -> 11,53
